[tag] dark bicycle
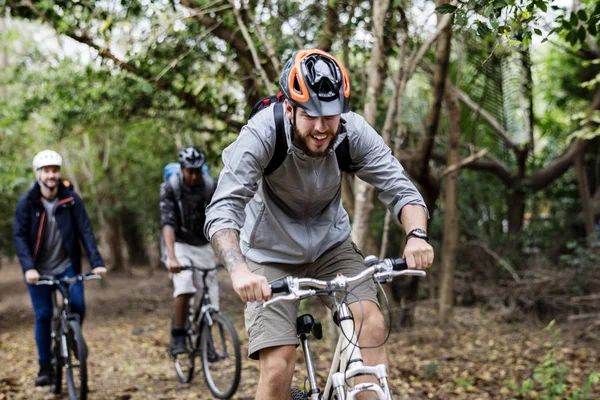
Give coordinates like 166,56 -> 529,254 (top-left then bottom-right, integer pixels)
36,272 -> 102,400
171,264 -> 241,399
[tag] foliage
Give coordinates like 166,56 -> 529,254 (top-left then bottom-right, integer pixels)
504,320 -> 600,399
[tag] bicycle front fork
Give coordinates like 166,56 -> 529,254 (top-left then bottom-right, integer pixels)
331,364 -> 392,400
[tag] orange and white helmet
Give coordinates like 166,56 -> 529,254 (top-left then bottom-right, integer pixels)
279,49 -> 350,117
33,150 -> 63,170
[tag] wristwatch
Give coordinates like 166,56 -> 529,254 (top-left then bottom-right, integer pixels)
406,229 -> 430,244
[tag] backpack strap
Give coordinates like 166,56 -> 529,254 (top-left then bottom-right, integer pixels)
168,174 -> 185,226
264,102 -> 288,175
334,121 -> 360,173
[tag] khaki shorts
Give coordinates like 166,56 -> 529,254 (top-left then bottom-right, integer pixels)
167,242 -> 219,308
244,238 -> 379,360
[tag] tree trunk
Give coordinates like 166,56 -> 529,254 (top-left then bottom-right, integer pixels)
318,0 -> 339,52
351,0 -> 391,251
121,209 -> 150,266
107,217 -> 126,272
438,84 -> 461,325
575,151 -> 596,242
391,0 -> 452,327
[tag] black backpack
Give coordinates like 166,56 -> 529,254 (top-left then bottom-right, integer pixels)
248,93 -> 357,175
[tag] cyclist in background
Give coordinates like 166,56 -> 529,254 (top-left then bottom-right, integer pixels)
14,150 -> 106,386
160,146 -> 218,356
205,49 -> 434,399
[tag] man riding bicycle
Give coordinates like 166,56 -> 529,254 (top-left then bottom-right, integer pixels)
205,49 -> 434,399
14,150 -> 107,387
160,146 -> 218,356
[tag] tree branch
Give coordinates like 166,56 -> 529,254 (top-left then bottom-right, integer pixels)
449,82 -> 521,152
66,32 -> 243,130
442,149 -> 488,175
431,151 -> 513,185
317,0 -> 340,52
229,0 -> 277,92
181,0 -> 278,81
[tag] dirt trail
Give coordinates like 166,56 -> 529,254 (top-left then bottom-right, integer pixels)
1,261 -> 599,400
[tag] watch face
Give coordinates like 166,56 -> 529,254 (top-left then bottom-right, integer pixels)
411,229 -> 427,238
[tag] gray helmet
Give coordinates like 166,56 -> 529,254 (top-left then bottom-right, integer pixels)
279,49 -> 350,117
178,146 -> 206,169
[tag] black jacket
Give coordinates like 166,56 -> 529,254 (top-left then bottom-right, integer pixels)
14,181 -> 104,274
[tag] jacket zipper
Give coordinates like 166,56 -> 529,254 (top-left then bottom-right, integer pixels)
306,158 -> 315,262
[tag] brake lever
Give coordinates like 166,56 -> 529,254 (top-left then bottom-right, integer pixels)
263,289 -> 316,308
263,294 -> 297,308
374,269 -> 426,283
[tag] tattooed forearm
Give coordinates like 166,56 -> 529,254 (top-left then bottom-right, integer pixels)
212,229 -> 245,273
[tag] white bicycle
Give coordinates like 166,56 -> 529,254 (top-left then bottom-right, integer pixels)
264,255 -> 426,400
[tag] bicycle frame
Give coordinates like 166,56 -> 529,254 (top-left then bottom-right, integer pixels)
182,266 -> 220,346
266,256 -> 426,400
299,303 -> 391,400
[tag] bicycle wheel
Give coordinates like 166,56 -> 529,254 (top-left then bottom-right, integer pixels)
65,320 -> 88,400
49,339 -> 62,394
200,312 -> 241,399
290,388 -> 309,399
173,331 -> 196,383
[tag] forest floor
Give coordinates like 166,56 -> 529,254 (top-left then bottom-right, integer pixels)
1,261 -> 598,400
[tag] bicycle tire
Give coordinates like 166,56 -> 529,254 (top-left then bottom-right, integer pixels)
173,331 -> 196,383
290,388 -> 309,399
50,339 -> 62,394
200,312 -> 241,399
65,320 -> 88,400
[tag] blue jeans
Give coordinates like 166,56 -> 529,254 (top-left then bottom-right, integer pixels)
26,266 -> 85,365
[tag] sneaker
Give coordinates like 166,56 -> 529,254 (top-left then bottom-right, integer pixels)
35,363 -> 53,386
170,334 -> 188,356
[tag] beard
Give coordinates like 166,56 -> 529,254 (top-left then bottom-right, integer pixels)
292,127 -> 339,158
40,178 -> 58,189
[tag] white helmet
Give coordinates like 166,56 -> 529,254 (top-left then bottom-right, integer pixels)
33,150 -> 63,170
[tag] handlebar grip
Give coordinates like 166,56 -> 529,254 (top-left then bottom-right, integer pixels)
391,258 -> 408,271
270,278 -> 289,294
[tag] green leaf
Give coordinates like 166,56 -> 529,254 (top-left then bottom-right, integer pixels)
566,29 -> 578,45
587,22 -> 597,36
570,12 -> 578,27
578,25 -> 587,42
100,18 -> 112,34
537,0 -> 547,12
435,4 -> 458,14
534,28 -> 542,35
577,10 -> 587,21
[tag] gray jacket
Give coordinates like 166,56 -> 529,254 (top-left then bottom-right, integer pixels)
204,105 -> 428,264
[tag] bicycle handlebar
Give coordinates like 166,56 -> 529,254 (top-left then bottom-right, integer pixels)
265,255 -> 426,307
36,271 -> 102,286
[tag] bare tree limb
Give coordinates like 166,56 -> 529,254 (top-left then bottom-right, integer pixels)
431,150 -> 513,184
65,32 -> 243,130
404,7 -> 454,82
229,0 -> 276,92
466,240 -> 521,282
181,0 -> 278,81
449,83 -> 521,152
317,0 -> 339,52
442,149 -> 488,175
416,4 -> 453,178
